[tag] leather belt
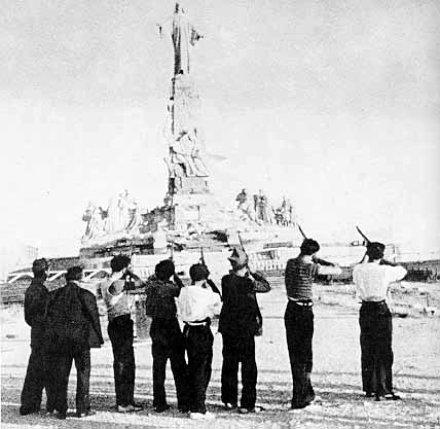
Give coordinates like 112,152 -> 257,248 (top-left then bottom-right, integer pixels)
288,297 -> 313,307
184,320 -> 209,326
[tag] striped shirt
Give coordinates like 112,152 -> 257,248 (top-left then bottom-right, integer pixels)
285,256 -> 342,301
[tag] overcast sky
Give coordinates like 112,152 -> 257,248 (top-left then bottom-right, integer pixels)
0,0 -> 439,261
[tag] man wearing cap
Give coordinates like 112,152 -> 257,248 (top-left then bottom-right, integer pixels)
219,247 -> 270,414
284,238 -> 342,409
44,266 -> 103,418
177,263 -> 221,420
20,258 -> 53,415
353,242 -> 407,401
145,259 -> 190,413
100,255 -> 145,413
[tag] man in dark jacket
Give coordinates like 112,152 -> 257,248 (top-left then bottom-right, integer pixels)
219,248 -> 270,414
45,266 -> 104,419
145,259 -> 190,413
20,258 -> 53,415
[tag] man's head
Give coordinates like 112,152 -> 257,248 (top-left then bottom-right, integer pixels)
228,247 -> 248,271
66,266 -> 83,282
155,259 -> 175,281
300,238 -> 320,256
32,258 -> 49,279
366,242 -> 385,261
189,263 -> 209,283
110,255 -> 131,273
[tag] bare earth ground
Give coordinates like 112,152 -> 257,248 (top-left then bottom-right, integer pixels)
1,286 -> 440,429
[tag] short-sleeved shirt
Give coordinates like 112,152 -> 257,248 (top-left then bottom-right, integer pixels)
177,281 -> 222,322
100,272 -> 134,321
353,262 -> 407,302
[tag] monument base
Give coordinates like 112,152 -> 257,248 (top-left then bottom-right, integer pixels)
169,177 -> 209,195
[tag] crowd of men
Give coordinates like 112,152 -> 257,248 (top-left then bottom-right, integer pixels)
19,237 -> 406,420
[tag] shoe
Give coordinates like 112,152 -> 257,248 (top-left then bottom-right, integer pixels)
129,403 -> 143,412
154,404 -> 170,413
290,402 -> 309,410
190,411 -> 215,420
384,393 -> 401,401
365,392 -> 374,398
238,406 -> 264,414
223,402 -> 237,410
19,406 -> 40,416
76,410 -> 96,418
117,404 -> 139,413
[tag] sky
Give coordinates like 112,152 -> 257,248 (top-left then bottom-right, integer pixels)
0,0 -> 439,268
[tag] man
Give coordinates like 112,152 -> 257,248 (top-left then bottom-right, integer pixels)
20,258 -> 53,415
219,248 -> 270,414
177,263 -> 222,420
45,266 -> 103,418
284,238 -> 342,409
100,255 -> 144,413
353,242 -> 407,401
145,259 -> 190,413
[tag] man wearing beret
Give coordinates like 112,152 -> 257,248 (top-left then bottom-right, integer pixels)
219,247 -> 270,414
353,242 -> 407,401
20,258 -> 53,415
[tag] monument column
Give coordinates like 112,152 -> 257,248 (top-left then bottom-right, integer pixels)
166,3 -> 209,196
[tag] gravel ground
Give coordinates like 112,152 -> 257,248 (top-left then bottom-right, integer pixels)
2,287 -> 440,429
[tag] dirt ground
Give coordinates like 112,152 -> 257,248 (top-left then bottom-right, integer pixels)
1,286 -> 440,429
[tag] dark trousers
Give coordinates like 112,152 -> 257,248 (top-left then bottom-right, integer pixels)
45,344 -> 91,415
108,315 -> 136,407
20,346 -> 53,414
359,301 -> 394,396
183,324 -> 213,413
221,333 -> 257,410
150,318 -> 190,410
284,302 -> 315,407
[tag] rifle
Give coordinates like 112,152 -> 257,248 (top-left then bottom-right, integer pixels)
200,247 -> 206,266
298,224 -> 334,267
355,226 -> 370,245
355,226 -> 396,265
198,246 -> 222,297
237,232 -> 271,293
298,224 -> 308,240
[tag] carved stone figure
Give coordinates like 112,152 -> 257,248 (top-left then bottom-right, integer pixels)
81,204 -> 106,242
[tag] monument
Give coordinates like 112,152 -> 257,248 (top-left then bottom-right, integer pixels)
80,3 -> 297,257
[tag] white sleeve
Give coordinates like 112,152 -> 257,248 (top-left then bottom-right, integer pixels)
210,292 -> 222,316
386,266 -> 407,283
317,265 -> 343,276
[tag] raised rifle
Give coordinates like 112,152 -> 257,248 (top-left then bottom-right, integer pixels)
355,226 -> 370,246
199,246 -> 222,297
237,232 -> 271,293
355,226 -> 396,266
298,224 -> 334,267
200,247 -> 206,266
298,224 -> 308,240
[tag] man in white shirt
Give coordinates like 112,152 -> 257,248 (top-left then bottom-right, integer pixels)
353,242 -> 407,401
177,263 -> 221,420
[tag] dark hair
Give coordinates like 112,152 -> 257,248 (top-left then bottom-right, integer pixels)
32,258 -> 49,277
300,238 -> 320,256
189,263 -> 209,282
155,259 -> 175,281
366,242 -> 385,261
110,255 -> 131,273
66,266 -> 83,281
